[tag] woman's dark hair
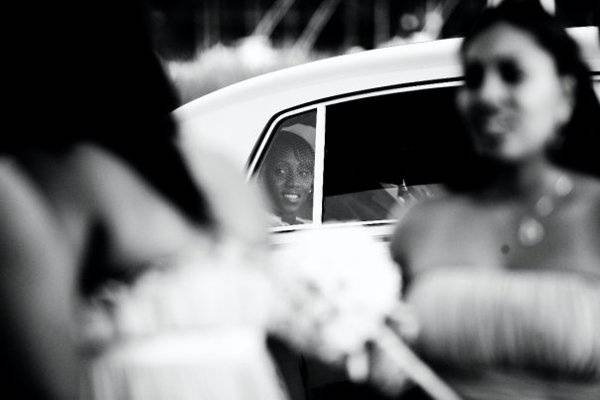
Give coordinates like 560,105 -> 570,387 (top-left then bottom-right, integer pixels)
448,0 -> 600,191
6,0 -> 211,225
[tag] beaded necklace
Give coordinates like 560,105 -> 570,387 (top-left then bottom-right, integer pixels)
517,174 -> 574,246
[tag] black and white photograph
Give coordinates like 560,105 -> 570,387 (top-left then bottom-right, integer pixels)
3,0 -> 600,399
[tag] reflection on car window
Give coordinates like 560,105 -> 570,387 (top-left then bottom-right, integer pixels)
257,110 -> 316,227
322,86 -> 467,222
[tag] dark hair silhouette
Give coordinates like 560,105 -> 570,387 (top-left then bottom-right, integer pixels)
6,0 -> 211,225
447,0 -> 600,191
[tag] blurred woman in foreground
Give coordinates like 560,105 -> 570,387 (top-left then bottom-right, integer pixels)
390,2 -> 600,398
4,0 -> 271,398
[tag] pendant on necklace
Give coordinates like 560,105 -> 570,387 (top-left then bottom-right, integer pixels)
516,174 -> 573,247
518,216 -> 545,246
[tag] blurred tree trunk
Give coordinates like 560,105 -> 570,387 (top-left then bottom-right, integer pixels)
202,0 -> 221,47
245,0 -> 263,34
254,0 -> 296,37
344,0 -> 360,48
374,0 -> 390,47
294,0 -> 341,53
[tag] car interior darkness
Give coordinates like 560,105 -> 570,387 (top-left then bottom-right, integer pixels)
323,85 -> 471,222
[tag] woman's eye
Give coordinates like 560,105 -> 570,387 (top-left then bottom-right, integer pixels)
275,168 -> 286,176
464,62 -> 484,90
498,60 -> 523,85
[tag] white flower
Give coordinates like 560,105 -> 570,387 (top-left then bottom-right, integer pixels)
268,226 -> 401,367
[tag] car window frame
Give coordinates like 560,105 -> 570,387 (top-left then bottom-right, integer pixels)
247,105 -> 321,232
249,79 -> 463,232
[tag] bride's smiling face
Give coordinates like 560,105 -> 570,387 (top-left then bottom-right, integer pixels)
457,22 -> 574,163
266,148 -> 313,217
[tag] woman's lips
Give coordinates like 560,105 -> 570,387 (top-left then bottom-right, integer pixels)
473,112 -> 517,136
484,116 -> 513,134
282,192 -> 301,203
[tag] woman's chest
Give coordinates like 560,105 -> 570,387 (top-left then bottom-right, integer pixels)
407,202 -> 600,276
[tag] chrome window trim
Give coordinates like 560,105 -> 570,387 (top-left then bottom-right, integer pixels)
312,105 -> 326,226
246,104 -> 319,180
320,80 -> 462,108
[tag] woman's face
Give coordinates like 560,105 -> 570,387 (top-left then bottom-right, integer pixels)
457,23 -> 574,163
266,148 -> 314,218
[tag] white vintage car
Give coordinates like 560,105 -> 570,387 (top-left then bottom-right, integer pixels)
175,27 -> 600,249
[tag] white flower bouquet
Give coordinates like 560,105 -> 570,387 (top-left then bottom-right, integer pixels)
267,226 -> 460,400
268,227 -> 400,369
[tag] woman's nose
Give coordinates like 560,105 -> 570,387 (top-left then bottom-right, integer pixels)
475,71 -> 507,108
284,173 -> 297,186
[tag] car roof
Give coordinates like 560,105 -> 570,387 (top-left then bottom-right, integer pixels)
175,27 -> 600,171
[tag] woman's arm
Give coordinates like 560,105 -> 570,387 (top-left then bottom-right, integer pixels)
0,159 -> 79,399
65,144 -> 207,275
72,143 -> 269,269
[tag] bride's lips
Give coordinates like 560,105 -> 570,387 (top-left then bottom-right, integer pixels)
281,192 -> 302,203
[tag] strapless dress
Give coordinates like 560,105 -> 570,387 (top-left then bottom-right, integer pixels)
406,269 -> 600,400
80,244 -> 287,400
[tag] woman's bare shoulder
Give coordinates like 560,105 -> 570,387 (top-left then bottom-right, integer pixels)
0,157 -> 44,211
70,143 -> 191,220
394,193 -> 470,230
567,172 -> 600,212
69,143 -> 151,197
0,157 -> 69,257
68,144 -> 203,264
570,171 -> 600,193
575,174 -> 600,223
390,193 -> 469,264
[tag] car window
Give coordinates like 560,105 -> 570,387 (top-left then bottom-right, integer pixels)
322,86 -> 467,223
256,110 -> 317,227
